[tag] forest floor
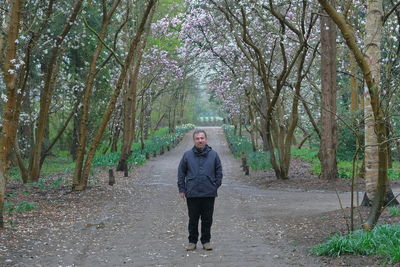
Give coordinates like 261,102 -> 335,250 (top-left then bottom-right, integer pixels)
1,127 -> 400,266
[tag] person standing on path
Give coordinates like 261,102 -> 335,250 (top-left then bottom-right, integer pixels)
177,129 -> 223,251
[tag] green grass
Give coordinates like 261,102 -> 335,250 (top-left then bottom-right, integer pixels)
222,125 -> 272,171
291,147 -> 400,180
291,147 -> 320,172
222,125 -> 254,157
248,151 -> 272,170
9,155 -> 75,181
311,224 -> 400,264
92,124 -> 195,167
4,200 -> 38,215
388,167 -> 400,180
389,206 -> 400,217
8,124 -> 195,183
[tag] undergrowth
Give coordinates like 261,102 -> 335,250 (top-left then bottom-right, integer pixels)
311,224 -> 400,264
291,147 -> 400,180
223,125 -> 272,170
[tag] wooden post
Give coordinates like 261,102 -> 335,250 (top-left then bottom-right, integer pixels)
241,153 -> 247,170
160,146 -> 164,155
124,164 -> 128,177
109,169 -> 115,185
244,165 -> 250,175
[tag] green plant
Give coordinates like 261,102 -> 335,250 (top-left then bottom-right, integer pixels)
3,200 -> 15,215
3,201 -> 38,215
49,177 -> 66,189
222,125 -> 253,156
6,192 -> 16,198
8,168 -> 20,180
389,206 -> 400,217
388,168 -> 400,180
311,224 -> 400,264
222,125 -> 272,170
291,147 -> 321,174
14,202 -> 38,212
248,152 -> 272,170
34,178 -> 46,190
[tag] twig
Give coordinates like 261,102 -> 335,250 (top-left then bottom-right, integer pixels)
381,192 -> 400,212
383,1 -> 400,24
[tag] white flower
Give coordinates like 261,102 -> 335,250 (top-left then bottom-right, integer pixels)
1,93 -> 8,102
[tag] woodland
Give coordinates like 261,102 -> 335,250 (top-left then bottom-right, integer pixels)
1,0 -> 400,264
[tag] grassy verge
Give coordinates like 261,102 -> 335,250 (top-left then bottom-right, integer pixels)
311,224 -> 400,264
92,124 -> 195,167
9,124 -> 195,180
222,125 -> 272,170
291,147 -> 400,180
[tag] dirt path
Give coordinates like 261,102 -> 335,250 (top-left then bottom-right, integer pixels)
8,127 -> 359,266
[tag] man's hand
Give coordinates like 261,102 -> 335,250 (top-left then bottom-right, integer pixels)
179,192 -> 186,198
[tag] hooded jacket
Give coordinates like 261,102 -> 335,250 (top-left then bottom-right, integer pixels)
177,145 -> 223,198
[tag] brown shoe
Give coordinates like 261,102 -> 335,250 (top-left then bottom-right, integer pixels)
202,242 -> 212,250
186,243 -> 196,251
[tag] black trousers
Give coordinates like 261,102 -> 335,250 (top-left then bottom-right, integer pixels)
186,197 -> 215,244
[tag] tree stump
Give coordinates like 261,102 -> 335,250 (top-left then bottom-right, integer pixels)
145,152 -> 150,159
109,169 -> 115,186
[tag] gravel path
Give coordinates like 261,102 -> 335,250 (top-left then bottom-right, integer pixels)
13,127 -> 357,266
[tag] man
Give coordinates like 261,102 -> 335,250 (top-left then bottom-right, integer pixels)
177,129 -> 223,251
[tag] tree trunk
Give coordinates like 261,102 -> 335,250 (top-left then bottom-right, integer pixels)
318,7 -> 338,180
117,4 -> 152,171
70,107 -> 80,161
349,52 -> 359,111
14,140 -> 29,183
397,140 -> 400,162
0,0 -> 23,229
143,94 -> 152,139
362,0 -> 398,211
19,86 -> 33,158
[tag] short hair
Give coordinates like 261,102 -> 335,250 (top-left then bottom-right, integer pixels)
193,129 -> 207,139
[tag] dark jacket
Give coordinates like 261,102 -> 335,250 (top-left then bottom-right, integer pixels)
177,145 -> 223,198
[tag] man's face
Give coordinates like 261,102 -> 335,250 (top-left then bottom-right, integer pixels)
194,132 -> 207,150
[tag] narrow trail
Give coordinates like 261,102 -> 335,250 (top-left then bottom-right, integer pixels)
17,127 -> 355,266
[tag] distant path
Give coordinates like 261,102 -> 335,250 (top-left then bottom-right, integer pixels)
16,127 -> 356,266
